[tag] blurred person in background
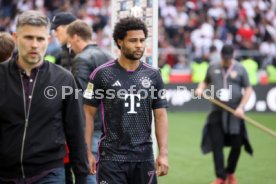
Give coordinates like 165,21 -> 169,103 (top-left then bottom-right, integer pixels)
66,20 -> 113,184
240,56 -> 258,85
0,32 -> 15,63
266,57 -> 276,83
51,12 -> 77,184
209,45 -> 221,65
51,12 -> 76,70
158,53 -> 171,84
196,44 -> 253,184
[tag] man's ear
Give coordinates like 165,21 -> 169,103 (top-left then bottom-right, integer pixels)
12,32 -> 17,42
71,34 -> 79,42
118,39 -> 123,48
48,35 -> 51,43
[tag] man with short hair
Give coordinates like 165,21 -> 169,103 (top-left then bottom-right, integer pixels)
0,10 -> 89,183
0,32 -> 15,63
51,12 -> 78,183
196,44 -> 253,184
83,16 -> 169,184
67,20 -> 113,184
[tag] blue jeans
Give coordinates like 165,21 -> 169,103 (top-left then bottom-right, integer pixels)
35,168 -> 65,184
87,130 -> 101,184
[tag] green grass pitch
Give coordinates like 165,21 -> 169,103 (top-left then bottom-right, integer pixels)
158,112 -> 276,184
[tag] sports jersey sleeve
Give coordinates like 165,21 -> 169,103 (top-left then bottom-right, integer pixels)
152,71 -> 168,109
83,71 -> 103,107
240,66 -> 251,88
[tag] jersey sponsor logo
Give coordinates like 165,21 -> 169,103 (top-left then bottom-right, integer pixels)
125,94 -> 141,114
214,69 -> 221,74
83,82 -> 94,99
140,77 -> 152,88
112,80 -> 121,87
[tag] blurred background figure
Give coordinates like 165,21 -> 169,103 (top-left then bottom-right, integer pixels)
51,12 -> 76,70
66,20 -> 113,184
0,32 -> 15,63
196,44 -> 253,184
50,11 -> 77,184
158,0 -> 276,85
2,0 -> 276,85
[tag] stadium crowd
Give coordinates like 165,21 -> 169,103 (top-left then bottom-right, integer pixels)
1,0 -> 276,84
158,0 -> 276,84
0,0 -> 112,50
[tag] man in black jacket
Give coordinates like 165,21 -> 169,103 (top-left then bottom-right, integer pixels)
51,12 -> 77,184
51,12 -> 76,70
0,10 -> 89,183
66,20 -> 113,184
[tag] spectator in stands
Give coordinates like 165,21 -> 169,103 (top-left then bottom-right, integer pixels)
158,0 -> 276,74
191,58 -> 209,83
173,55 -> 190,73
159,53 -> 171,84
259,36 -> 276,58
209,45 -> 221,65
266,57 -> 276,83
240,56 -> 258,85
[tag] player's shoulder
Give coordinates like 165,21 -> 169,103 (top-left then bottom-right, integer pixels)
89,59 -> 116,80
234,60 -> 244,68
141,62 -> 159,73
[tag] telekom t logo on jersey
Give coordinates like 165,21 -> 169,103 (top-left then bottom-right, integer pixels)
124,94 -> 141,114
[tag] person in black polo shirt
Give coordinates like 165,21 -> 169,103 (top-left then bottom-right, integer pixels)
83,17 -> 169,184
196,44 -> 253,184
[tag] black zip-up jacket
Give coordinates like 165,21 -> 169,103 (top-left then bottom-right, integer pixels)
0,59 -> 89,183
56,44 -> 75,70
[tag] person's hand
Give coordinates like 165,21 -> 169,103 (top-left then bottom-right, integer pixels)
234,106 -> 244,119
156,154 -> 169,176
88,151 -> 97,175
195,88 -> 203,97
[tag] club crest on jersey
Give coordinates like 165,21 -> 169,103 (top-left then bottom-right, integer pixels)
83,82 -> 94,99
140,77 -> 152,88
230,70 -> 238,79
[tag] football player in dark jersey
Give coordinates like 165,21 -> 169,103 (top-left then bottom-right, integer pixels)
83,16 -> 169,184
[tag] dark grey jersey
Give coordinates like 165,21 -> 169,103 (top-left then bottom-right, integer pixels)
204,61 -> 250,108
83,60 -> 167,162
